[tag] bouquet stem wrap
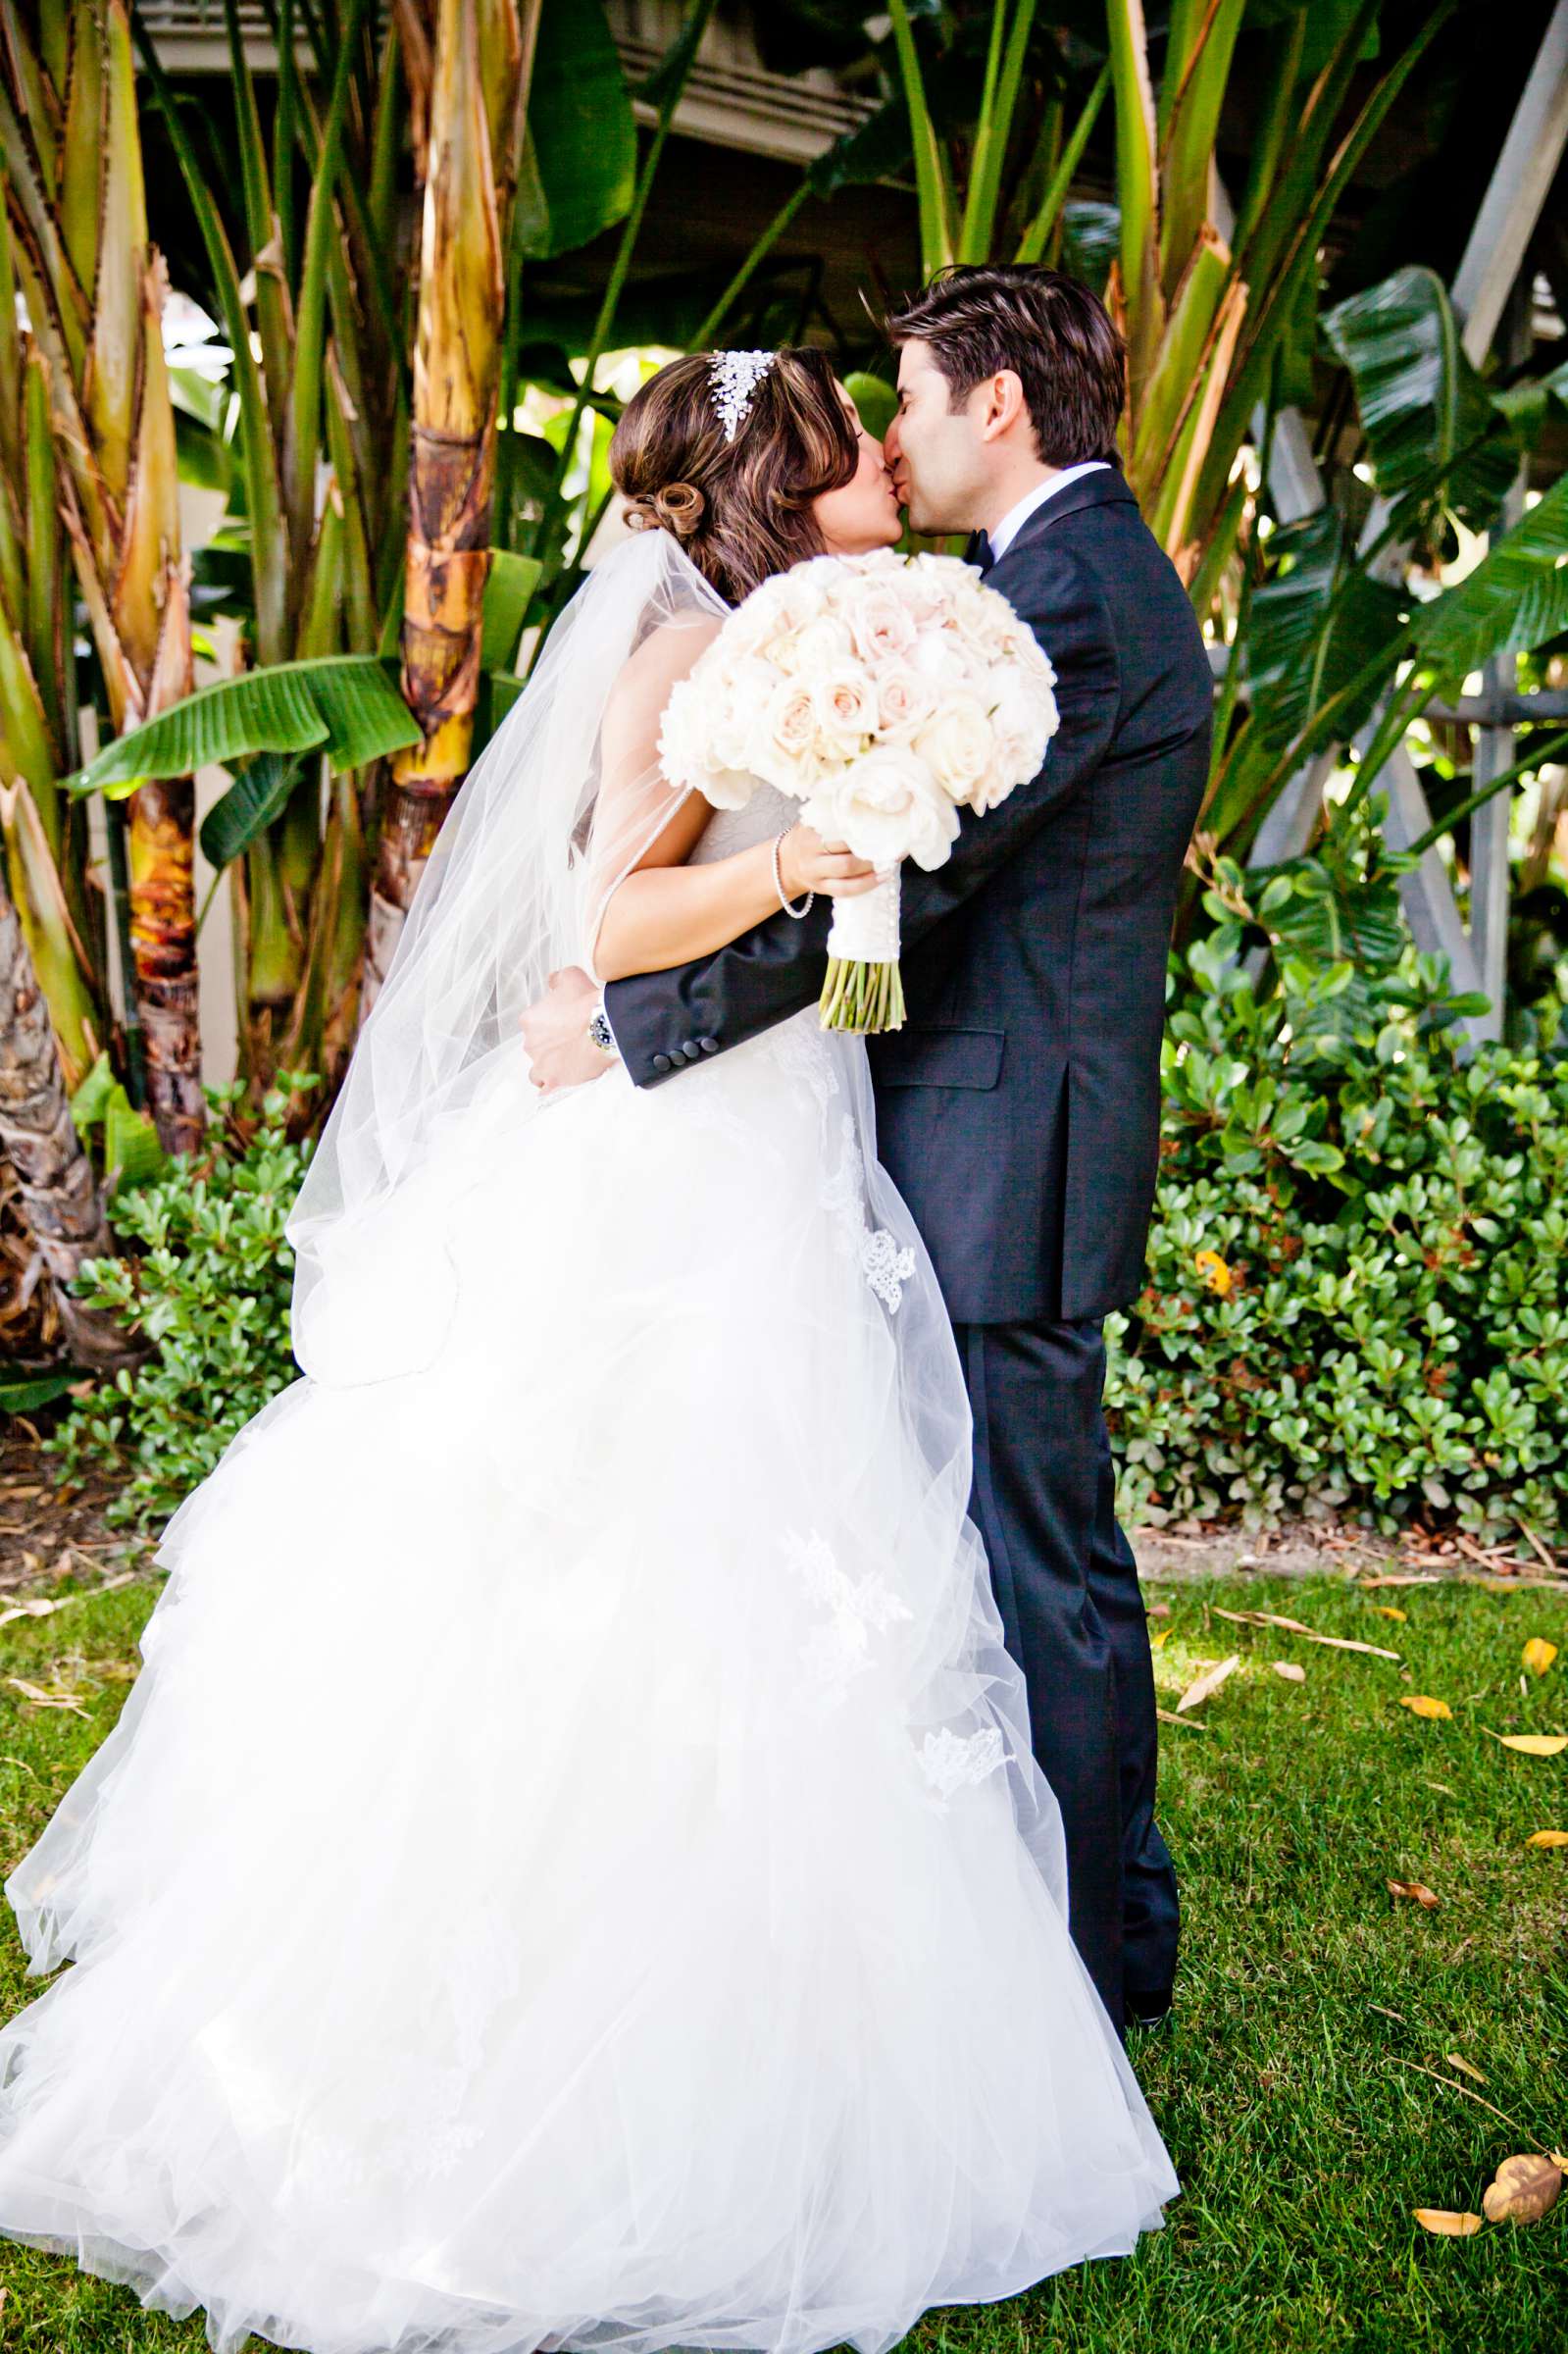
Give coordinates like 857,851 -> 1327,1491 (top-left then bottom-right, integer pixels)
819,870 -> 905,1033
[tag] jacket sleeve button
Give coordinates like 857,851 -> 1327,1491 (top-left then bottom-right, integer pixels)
697,1035 -> 720,1054
651,1051 -> 673,1074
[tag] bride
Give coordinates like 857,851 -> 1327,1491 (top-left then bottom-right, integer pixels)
0,345 -> 1179,2354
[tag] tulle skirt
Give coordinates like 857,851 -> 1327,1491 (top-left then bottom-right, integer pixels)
0,1012 -> 1178,2354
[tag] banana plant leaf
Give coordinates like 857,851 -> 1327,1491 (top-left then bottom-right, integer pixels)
198,751 -> 304,871
1243,509 -> 1406,751
481,551 -> 544,672
66,657 -> 422,798
70,1048 -> 166,1185
1406,468 -> 1568,687
1321,266 -> 1520,539
1493,351 -> 1568,448
517,0 -> 637,262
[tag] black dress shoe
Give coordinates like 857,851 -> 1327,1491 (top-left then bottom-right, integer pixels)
1124,1982 -> 1174,2028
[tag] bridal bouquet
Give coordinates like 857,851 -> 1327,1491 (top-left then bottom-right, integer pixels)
658,547 -> 1058,1031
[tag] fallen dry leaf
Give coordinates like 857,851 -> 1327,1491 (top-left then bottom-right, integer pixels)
3,1675 -> 90,1720
1177,1655 -> 1240,1714
0,1593 -> 79,1630
1388,1878 -> 1441,1909
1211,1605 -> 1399,1660
1412,2208 -> 1482,2235
1376,1605 -> 1408,1622
1148,1602 -> 1171,1618
1150,1627 -> 1171,1650
1155,1707 -> 1208,1731
1484,1730 -> 1568,1757
1400,1695 -> 1454,1721
1443,2053 -> 1488,2083
1525,1828 -> 1568,1848
1522,1639 -> 1558,1677
1360,1573 -> 1442,1589
1214,1607 -> 1311,1633
1271,1660 -> 1306,1683
1482,2153 -> 1562,2225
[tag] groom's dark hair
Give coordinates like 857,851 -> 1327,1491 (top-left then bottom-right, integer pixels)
885,266 -> 1125,466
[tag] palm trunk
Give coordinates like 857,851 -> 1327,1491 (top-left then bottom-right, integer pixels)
0,866 -> 134,1370
0,1 -> 202,1154
363,0 -> 537,1015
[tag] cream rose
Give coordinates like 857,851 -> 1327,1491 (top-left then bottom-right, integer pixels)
875,662 -> 934,740
842,586 -> 918,665
912,691 -> 996,804
810,662 -> 879,755
746,676 -> 820,794
804,744 -> 959,872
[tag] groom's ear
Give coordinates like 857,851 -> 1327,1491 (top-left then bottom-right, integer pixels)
976,369 -> 1030,443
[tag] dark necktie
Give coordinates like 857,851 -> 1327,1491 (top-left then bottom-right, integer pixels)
974,531 -> 995,577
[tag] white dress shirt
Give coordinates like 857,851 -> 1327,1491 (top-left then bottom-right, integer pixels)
986,460 -> 1113,563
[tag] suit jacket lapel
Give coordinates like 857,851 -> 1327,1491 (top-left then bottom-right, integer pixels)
999,469 -> 1138,562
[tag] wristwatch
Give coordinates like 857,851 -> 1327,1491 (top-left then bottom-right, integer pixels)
587,1001 -> 620,1058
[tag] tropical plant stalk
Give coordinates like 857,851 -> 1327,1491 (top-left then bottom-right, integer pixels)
0,0 -> 203,1152
0,865 -> 134,1369
365,0 -> 539,1014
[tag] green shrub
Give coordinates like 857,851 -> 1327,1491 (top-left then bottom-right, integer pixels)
45,1077 -> 317,1528
1108,851 -> 1568,1543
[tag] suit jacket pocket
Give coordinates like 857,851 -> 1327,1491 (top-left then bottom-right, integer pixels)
869,1025 -> 1005,1090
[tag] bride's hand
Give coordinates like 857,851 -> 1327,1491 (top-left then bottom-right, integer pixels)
780,824 -> 882,899
521,966 -> 608,1093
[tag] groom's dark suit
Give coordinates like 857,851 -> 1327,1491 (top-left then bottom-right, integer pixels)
604,466 -> 1211,2032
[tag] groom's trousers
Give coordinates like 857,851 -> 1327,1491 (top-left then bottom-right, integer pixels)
952,1314 -> 1180,2037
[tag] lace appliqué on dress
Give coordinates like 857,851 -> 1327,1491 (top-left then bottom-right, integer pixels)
783,1529 -> 913,1703
920,1726 -> 1006,1806
821,1115 -> 918,1315
768,1018 -> 840,1114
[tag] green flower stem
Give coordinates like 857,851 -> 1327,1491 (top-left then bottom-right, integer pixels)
818,956 -> 907,1034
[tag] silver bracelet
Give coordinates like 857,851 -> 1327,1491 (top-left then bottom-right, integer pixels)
772,827 -> 814,919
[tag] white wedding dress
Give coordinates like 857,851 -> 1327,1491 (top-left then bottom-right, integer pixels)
0,539 -> 1178,2354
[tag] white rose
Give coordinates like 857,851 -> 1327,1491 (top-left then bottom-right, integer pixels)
810,662 -> 879,755
794,614 -> 857,673
708,656 -> 778,769
987,673 -> 1059,788
908,626 -> 970,690
912,691 -> 997,806
952,585 -> 1014,658
658,681 -> 710,791
804,744 -> 959,873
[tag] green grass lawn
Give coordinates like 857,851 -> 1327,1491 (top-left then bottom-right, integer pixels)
0,1568 -> 1563,2352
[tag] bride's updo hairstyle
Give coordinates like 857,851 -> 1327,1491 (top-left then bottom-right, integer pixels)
609,347 -> 860,605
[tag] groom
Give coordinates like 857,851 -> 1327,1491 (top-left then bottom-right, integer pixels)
525,266 -> 1211,2039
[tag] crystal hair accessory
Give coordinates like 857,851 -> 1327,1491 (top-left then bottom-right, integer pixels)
709,349 -> 777,443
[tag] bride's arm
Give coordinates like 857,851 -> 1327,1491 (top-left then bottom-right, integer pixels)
588,625 -> 876,984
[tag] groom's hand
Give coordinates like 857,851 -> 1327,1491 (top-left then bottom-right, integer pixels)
521,966 -> 608,1094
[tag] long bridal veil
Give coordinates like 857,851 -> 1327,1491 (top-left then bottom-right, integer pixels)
286,527 -> 729,1390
